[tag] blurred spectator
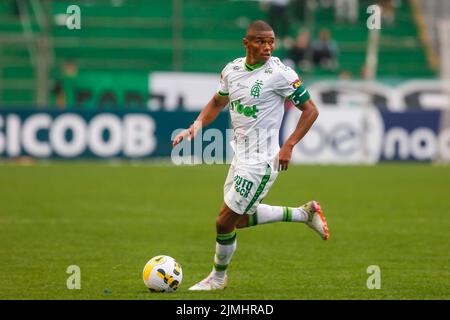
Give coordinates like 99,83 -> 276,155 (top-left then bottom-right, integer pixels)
312,28 -> 339,70
287,29 -> 312,72
259,0 -> 291,38
52,81 -> 65,109
378,0 -> 396,26
338,70 -> 352,80
360,64 -> 371,80
290,0 -> 307,23
335,0 -> 359,24
10,0 -> 20,18
319,0 -> 333,8
52,60 -> 79,109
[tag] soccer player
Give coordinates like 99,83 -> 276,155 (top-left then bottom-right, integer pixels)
172,20 -> 329,291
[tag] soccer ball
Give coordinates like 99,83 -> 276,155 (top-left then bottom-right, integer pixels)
142,255 -> 183,292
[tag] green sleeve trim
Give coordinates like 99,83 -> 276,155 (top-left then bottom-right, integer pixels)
288,83 -> 311,106
217,90 -> 229,96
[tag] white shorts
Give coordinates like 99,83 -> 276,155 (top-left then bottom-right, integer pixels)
223,161 -> 279,215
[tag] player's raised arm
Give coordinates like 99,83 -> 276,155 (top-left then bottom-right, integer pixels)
278,98 -> 319,170
172,93 -> 229,147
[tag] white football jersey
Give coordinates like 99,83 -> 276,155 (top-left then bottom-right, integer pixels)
217,56 -> 303,168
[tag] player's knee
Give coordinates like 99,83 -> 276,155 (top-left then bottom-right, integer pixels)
216,206 -> 237,234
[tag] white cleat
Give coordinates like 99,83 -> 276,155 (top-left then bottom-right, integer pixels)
188,272 -> 228,291
302,200 -> 330,240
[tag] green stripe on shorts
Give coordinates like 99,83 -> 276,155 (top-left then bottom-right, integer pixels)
244,165 -> 272,214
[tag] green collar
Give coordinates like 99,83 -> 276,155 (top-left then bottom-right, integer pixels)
244,61 -> 265,72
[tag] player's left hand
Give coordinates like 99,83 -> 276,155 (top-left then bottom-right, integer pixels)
278,144 -> 293,171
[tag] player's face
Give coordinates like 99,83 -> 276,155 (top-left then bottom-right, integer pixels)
244,31 -> 275,64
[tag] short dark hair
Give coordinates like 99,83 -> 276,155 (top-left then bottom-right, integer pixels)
246,20 -> 274,37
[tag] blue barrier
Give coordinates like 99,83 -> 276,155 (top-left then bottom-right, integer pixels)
0,110 -> 229,159
1,109 -> 449,163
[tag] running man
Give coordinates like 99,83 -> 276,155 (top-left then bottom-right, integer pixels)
172,20 -> 329,291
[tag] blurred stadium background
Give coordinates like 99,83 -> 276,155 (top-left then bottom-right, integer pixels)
0,0 -> 449,162
1,0 -> 450,300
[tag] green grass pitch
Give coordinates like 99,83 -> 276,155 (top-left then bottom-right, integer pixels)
0,162 -> 449,300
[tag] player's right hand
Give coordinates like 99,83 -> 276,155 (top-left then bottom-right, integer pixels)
172,129 -> 189,147
172,121 -> 201,147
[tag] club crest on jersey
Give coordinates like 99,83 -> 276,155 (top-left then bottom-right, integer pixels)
291,79 -> 301,89
250,80 -> 263,98
230,99 -> 259,119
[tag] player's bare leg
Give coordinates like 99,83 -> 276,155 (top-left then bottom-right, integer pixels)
188,203 -> 241,291
236,201 -> 329,240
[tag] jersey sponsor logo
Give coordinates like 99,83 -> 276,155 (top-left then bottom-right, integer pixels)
233,175 -> 253,198
230,99 -> 259,119
250,80 -> 264,98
